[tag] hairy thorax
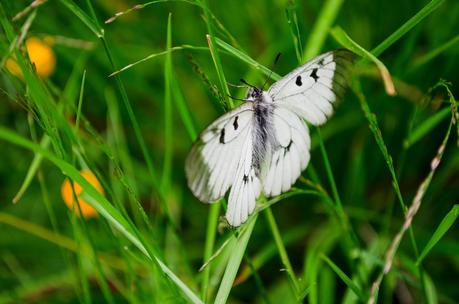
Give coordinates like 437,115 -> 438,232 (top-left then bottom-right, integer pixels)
250,90 -> 277,175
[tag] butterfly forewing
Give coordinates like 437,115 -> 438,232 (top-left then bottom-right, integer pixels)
185,103 -> 254,203
269,49 -> 354,126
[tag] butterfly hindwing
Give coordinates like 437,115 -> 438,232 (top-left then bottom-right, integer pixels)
185,103 -> 254,203
227,130 -> 261,226
268,49 -> 354,126
263,106 -> 311,197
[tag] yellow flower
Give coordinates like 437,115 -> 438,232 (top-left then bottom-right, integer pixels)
6,36 -> 56,78
61,169 -> 104,218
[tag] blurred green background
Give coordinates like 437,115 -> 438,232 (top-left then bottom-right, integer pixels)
0,0 -> 458,303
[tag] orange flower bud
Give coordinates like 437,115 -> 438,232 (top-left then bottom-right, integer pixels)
61,169 -> 104,218
6,37 -> 56,78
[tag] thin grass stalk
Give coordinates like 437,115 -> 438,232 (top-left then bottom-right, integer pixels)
161,13 -> 173,193
264,208 -> 301,301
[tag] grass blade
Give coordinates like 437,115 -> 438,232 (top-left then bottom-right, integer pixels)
285,1 -> 304,62
215,38 -> 281,81
12,135 -> 50,203
303,0 -> 345,61
171,76 -> 197,140
371,0 -> 445,57
161,13 -> 173,192
320,255 -> 367,301
201,203 -> 221,301
214,216 -> 257,304
58,0 -> 103,37
404,107 -> 450,149
351,80 -> 405,219
412,33 -> 459,68
264,208 -> 300,297
331,26 -> 396,96
201,0 -> 231,108
416,205 -> 459,265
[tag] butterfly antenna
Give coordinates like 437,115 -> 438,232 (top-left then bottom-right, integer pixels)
240,78 -> 256,88
227,82 -> 248,88
227,94 -> 249,102
262,52 -> 282,90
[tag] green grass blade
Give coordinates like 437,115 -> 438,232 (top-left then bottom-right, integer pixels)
235,225 -> 309,285
320,255 -> 367,301
161,13 -> 173,192
200,0 -> 231,108
404,107 -> 450,149
214,216 -> 257,304
416,205 -> 459,265
108,45 -> 208,77
201,203 -> 221,301
264,208 -> 300,297
303,0 -> 345,61
74,70 -> 86,133
351,79 -> 405,214
215,38 -> 281,81
316,129 -> 359,255
371,0 -> 445,56
171,76 -> 197,140
423,273 -> 438,304
12,135 -> 50,203
331,26 -> 396,96
285,2 -> 304,62
412,33 -> 459,68
316,129 -> 344,216
58,0 -> 103,37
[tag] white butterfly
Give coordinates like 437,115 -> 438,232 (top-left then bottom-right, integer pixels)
186,49 -> 354,227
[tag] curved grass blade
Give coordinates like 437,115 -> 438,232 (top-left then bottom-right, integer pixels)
331,26 -> 396,96
303,0 -> 344,61
215,38 -> 281,81
320,255 -> 367,301
58,0 -> 103,37
371,0 -> 446,57
404,107 -> 450,149
214,216 -> 257,304
416,205 -> 459,265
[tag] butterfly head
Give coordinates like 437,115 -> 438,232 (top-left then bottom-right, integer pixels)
245,87 -> 263,102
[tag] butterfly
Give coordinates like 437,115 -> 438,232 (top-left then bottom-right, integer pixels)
185,49 -> 354,227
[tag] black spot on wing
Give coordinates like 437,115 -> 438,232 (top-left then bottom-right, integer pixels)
285,140 -> 293,152
243,174 -> 249,184
295,75 -> 302,86
219,128 -> 225,144
318,58 -> 325,66
310,68 -> 319,82
283,140 -> 293,156
233,116 -> 239,130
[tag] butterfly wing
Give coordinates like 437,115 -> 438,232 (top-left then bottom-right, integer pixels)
186,102 -> 262,226
185,103 -> 255,203
268,49 -> 354,126
262,106 -> 310,197
226,130 -> 262,226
